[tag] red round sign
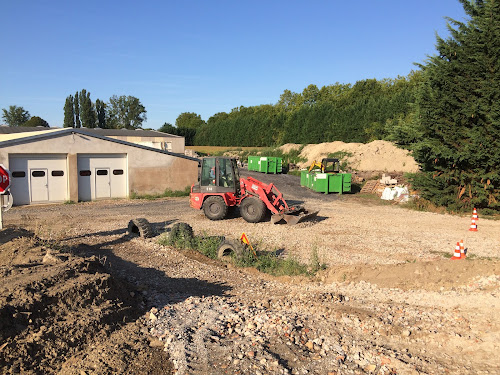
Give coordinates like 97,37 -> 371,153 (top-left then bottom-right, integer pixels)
0,164 -> 11,194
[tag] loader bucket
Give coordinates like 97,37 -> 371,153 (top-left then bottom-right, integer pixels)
271,207 -> 319,225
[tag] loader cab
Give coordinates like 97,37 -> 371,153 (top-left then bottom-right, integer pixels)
197,157 -> 240,194
321,158 -> 340,173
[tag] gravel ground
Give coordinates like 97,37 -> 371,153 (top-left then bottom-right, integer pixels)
2,170 -> 499,374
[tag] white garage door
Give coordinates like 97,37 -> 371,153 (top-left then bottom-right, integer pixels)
77,154 -> 127,201
9,155 -> 68,205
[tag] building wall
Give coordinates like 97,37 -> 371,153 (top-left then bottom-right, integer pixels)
0,132 -> 198,203
106,135 -> 185,153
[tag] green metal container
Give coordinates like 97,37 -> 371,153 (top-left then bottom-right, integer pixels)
247,156 -> 260,172
247,156 -> 282,174
300,170 -> 351,194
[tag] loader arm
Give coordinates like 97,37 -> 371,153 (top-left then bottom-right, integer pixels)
240,176 -> 319,224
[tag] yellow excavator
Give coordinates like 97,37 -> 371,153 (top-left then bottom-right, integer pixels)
308,158 -> 340,173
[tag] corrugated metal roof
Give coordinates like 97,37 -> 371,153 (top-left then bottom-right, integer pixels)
0,126 -> 181,138
0,128 -> 66,142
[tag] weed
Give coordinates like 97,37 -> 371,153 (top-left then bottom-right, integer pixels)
130,186 -> 191,200
158,227 -> 326,277
309,246 -> 327,274
403,197 -> 447,214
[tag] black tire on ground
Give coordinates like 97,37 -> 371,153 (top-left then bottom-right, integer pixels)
217,239 -> 245,260
169,222 -> 194,241
128,218 -> 153,238
203,196 -> 228,221
239,196 -> 267,223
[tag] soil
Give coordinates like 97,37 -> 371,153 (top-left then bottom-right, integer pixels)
280,140 -> 419,173
0,170 -> 499,374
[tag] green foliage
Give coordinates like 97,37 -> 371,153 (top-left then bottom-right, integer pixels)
1,105 -> 30,126
158,122 -> 197,145
95,99 -> 106,128
159,227 -> 326,277
22,116 -> 49,127
233,250 -> 309,276
78,89 -> 96,128
175,112 -> 205,129
408,0 -> 500,212
106,95 -> 147,129
74,91 -> 81,128
63,95 -> 75,128
193,73 -> 420,147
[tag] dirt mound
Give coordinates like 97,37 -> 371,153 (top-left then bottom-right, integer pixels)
0,228 -> 171,374
320,259 -> 500,291
280,140 -> 419,172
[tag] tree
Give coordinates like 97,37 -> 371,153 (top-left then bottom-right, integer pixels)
22,116 -> 49,127
63,95 -> 75,128
158,122 -> 176,134
95,99 -> 106,128
175,112 -> 205,129
74,91 -> 81,128
107,95 -> 147,129
1,105 -> 30,126
409,0 -> 500,211
79,89 -> 96,128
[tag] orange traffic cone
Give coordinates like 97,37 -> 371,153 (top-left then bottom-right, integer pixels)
469,218 -> 478,232
451,242 -> 462,260
459,239 -> 466,259
472,208 -> 479,221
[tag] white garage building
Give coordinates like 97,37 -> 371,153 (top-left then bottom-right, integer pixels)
0,128 -> 199,206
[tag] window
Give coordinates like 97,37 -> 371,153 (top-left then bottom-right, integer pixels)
113,169 -> 124,175
201,158 -> 216,186
31,171 -> 46,177
96,169 -> 108,176
12,171 -> 26,178
51,170 -> 64,177
217,158 -> 234,188
80,170 -> 91,176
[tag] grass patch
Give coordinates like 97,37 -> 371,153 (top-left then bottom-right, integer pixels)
130,186 -> 191,200
159,227 -> 326,277
402,197 -> 447,214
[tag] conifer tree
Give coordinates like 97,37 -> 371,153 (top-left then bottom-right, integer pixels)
63,95 -> 75,128
410,0 -> 500,211
74,91 -> 81,128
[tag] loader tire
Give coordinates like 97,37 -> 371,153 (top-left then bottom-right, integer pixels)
240,197 -> 266,223
217,239 -> 245,260
203,196 -> 228,221
169,222 -> 194,241
128,218 -> 153,238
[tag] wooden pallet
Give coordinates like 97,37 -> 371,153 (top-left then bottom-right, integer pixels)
360,180 -> 379,194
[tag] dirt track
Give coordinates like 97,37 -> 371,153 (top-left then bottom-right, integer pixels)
1,171 -> 499,374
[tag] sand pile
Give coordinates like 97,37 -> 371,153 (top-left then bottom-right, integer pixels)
280,140 -> 419,172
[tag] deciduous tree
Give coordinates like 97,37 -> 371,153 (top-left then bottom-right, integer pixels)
107,95 -> 147,129
1,105 -> 30,126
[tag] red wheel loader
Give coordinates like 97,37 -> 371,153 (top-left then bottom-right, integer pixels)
190,156 -> 318,225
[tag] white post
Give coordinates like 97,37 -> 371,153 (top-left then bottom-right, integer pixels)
0,195 -> 3,230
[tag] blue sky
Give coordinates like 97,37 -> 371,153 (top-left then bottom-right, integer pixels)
0,0 -> 467,129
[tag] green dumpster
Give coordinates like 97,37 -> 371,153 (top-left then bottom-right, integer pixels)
300,170 -> 352,194
247,156 -> 283,174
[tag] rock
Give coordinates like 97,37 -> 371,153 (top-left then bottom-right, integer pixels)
149,312 -> 157,321
365,364 -> 376,372
305,341 -> 314,351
